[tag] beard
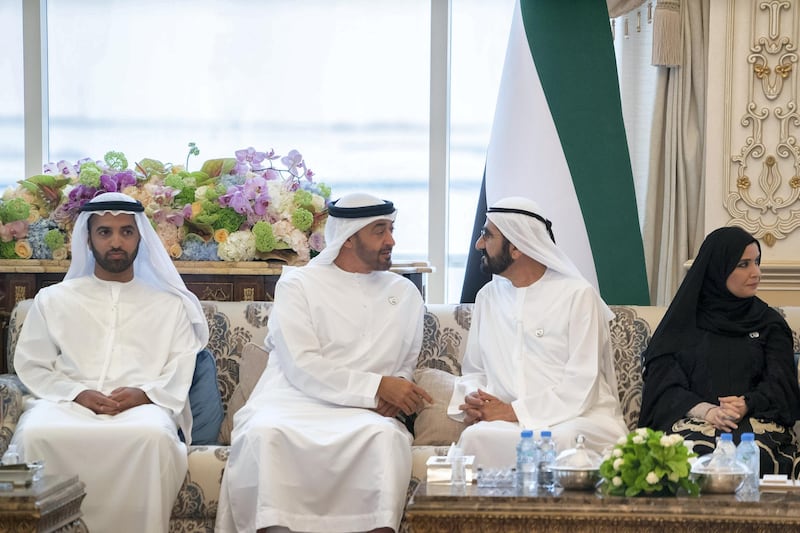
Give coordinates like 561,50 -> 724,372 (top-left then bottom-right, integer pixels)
479,241 -> 513,275
352,235 -> 393,271
91,244 -> 139,274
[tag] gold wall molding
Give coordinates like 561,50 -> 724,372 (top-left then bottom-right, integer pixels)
726,0 -> 800,245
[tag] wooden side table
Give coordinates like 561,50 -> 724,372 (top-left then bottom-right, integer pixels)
0,475 -> 87,532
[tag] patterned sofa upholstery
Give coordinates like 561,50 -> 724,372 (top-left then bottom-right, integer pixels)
0,301 -> 798,532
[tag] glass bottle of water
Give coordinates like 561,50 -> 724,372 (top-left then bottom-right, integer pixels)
537,430 -> 557,492
735,432 -> 760,499
516,430 -> 538,495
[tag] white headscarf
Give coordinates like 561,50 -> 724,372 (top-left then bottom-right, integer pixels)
487,196 -> 613,321
67,192 -> 209,345
310,192 -> 397,265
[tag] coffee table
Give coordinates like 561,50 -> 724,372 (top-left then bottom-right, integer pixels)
405,482 -> 800,532
0,475 -> 87,532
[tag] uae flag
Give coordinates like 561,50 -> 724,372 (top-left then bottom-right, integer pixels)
461,0 -> 649,305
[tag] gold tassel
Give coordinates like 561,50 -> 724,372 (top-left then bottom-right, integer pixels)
637,10 -> 642,32
652,0 -> 682,67
624,17 -> 630,38
647,1 -> 653,23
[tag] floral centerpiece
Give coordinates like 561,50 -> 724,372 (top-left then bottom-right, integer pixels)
0,144 -> 332,263
598,427 -> 699,497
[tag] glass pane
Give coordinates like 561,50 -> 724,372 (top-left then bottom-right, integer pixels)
0,0 -> 24,190
46,0 -> 430,262
448,0 -> 515,302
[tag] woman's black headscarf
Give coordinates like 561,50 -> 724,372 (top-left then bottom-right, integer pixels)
641,226 -> 783,370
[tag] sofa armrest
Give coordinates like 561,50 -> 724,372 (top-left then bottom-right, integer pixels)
0,374 -> 25,456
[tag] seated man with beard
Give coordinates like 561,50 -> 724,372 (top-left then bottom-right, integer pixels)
11,192 -> 208,533
447,196 -> 628,465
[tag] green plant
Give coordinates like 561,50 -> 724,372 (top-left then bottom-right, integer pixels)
599,427 -> 699,497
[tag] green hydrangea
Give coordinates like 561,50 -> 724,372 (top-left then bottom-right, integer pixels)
78,162 -> 103,187
215,208 -> 247,233
0,198 -> 31,223
0,241 -> 17,259
252,221 -> 276,252
294,189 -> 312,209
43,229 -> 65,251
164,175 -> 184,189
291,207 -> 314,232
104,151 -> 128,171
317,183 -> 331,199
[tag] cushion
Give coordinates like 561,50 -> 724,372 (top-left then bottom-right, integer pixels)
219,342 -> 270,445
187,348 -> 225,445
413,367 -> 467,446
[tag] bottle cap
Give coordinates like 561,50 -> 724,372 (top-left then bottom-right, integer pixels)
741,433 -> 755,441
541,430 -> 552,438
520,430 -> 533,438
720,433 -> 733,441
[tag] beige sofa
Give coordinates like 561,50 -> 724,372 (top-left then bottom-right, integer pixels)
0,300 -> 798,532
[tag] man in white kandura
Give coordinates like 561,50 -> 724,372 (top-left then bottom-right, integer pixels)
447,196 -> 628,466
216,192 -> 432,533
11,192 -> 208,533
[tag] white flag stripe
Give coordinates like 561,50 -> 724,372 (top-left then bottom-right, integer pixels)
485,1 -> 599,289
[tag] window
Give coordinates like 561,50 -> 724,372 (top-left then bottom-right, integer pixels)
47,0 -> 431,264
0,1 -> 24,187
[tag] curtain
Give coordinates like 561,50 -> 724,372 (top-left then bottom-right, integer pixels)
643,0 -> 710,305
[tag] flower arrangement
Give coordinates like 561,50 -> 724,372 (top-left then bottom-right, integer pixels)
598,427 -> 699,497
0,144 -> 332,263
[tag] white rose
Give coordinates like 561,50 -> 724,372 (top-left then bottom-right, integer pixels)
632,435 -> 645,444
612,448 -> 623,458
636,428 -> 649,437
646,471 -> 659,484
612,476 -> 623,487
613,458 -> 624,470
660,435 -> 672,447
669,434 -> 683,446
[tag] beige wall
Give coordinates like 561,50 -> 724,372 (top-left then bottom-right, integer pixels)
705,0 -> 800,305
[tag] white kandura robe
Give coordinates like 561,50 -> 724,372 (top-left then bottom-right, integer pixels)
12,276 -> 201,533
216,263 -> 424,533
447,270 -> 628,468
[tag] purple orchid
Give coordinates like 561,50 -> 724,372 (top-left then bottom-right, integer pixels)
281,150 -> 304,177
235,147 -> 268,174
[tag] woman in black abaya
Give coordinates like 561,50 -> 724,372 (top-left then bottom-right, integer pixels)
639,226 -> 800,476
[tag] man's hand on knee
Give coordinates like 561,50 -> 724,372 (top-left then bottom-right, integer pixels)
377,376 -> 433,416
109,387 -> 152,413
74,389 -> 120,415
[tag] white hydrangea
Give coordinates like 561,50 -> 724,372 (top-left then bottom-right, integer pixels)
217,230 -> 256,261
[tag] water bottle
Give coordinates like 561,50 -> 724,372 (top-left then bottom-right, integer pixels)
1,444 -> 20,465
537,430 -> 557,492
735,432 -> 760,499
709,432 -> 736,469
516,430 -> 538,495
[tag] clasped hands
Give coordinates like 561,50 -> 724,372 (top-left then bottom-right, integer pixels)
460,389 -> 516,425
74,387 -> 152,415
374,376 -> 433,419
705,395 -> 748,431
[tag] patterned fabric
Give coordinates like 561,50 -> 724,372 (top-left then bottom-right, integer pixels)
3,300 -> 800,530
672,417 -> 799,477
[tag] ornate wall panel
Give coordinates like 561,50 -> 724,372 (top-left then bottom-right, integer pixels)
726,0 -> 800,245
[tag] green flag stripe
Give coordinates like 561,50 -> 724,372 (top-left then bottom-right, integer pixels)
520,0 -> 649,304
